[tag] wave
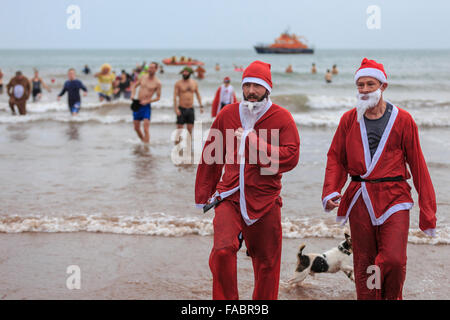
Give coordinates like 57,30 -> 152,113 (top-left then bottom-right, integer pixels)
0,214 -> 447,245
0,110 -> 448,128
0,97 -> 214,113
273,94 -> 450,111
2,93 -> 449,114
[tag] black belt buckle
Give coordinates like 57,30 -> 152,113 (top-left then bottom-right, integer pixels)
203,197 -> 223,213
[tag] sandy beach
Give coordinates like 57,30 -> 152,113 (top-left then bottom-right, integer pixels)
0,48 -> 449,300
0,232 -> 448,300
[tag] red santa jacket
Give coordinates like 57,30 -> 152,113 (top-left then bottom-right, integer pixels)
196,101 -> 300,225
211,85 -> 237,117
322,104 -> 437,236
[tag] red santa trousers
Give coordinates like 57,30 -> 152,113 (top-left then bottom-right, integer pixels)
209,198 -> 282,300
349,197 -> 409,300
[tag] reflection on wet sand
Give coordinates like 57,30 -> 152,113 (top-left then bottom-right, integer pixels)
66,122 -> 81,140
132,144 -> 154,180
7,124 -> 28,142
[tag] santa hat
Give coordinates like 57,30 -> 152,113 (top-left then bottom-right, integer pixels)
242,60 -> 272,93
354,58 -> 387,84
224,76 -> 230,81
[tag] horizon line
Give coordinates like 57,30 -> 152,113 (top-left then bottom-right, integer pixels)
0,47 -> 449,51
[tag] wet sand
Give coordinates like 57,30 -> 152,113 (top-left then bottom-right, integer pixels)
0,232 -> 448,300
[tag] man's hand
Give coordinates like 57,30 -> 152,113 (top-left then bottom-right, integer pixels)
234,127 -> 244,142
57,96 -> 61,101
83,92 -> 87,97
326,195 -> 342,211
175,107 -> 181,116
199,105 -> 204,114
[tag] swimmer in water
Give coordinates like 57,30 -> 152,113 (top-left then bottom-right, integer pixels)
6,71 -> 31,115
31,69 -> 51,102
325,69 -> 332,83
130,62 -> 161,143
173,67 -> 203,145
57,68 -> 88,116
94,63 -> 115,102
0,68 -> 4,94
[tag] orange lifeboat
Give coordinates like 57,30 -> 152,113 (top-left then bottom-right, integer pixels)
254,31 -> 314,54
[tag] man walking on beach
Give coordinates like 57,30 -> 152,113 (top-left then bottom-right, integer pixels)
7,71 -> 31,115
173,67 -> 203,144
322,58 -> 437,300
130,62 -> 161,144
195,61 -> 300,300
211,76 -> 237,117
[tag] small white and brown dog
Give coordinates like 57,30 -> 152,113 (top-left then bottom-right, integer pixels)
288,233 -> 354,286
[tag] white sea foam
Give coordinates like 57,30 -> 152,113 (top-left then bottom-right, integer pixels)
0,214 -> 447,245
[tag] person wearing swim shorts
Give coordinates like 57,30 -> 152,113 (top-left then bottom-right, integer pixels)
6,71 -> 31,115
173,67 -> 203,144
130,62 -> 161,143
57,68 -> 88,116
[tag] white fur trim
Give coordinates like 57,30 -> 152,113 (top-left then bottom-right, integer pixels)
361,182 -> 413,225
360,105 -> 399,178
237,98 -> 272,226
354,67 -> 387,84
242,77 -> 272,93
322,192 -> 340,212
423,228 -> 436,237
338,188 -> 362,226
336,216 -> 347,225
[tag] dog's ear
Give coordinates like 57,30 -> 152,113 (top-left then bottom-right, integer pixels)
344,232 -> 350,240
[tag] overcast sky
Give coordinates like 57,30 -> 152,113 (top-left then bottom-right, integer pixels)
0,0 -> 449,49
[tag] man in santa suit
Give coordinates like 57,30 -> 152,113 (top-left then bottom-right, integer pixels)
322,58 -> 437,300
211,76 -> 237,117
195,60 -> 300,300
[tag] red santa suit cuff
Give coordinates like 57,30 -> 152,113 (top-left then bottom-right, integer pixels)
322,192 -> 341,212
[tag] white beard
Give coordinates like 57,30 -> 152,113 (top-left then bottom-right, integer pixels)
356,88 -> 382,122
241,98 -> 269,129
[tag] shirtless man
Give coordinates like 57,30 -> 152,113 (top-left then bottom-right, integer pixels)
173,67 -> 203,144
325,69 -> 332,83
130,62 -> 161,143
7,71 -> 31,115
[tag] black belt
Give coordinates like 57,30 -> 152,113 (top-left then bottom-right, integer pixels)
203,197 -> 224,213
351,175 -> 404,183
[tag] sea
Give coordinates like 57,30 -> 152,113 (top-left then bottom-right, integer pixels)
0,49 -> 449,245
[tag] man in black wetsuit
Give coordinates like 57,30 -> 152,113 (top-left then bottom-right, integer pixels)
57,68 -> 88,115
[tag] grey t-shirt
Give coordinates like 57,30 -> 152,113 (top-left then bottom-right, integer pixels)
364,102 -> 393,159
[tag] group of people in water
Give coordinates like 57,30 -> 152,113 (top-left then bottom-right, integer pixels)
0,62 -> 236,146
285,63 -> 339,83
0,60 -> 337,145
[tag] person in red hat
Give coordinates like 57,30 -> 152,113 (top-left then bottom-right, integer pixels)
195,60 -> 300,300
211,76 -> 237,117
322,58 -> 437,300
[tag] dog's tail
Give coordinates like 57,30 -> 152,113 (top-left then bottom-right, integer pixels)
298,244 -> 306,255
